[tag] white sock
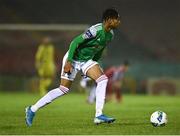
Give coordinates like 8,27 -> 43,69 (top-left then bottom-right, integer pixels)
31,85 -> 69,112
95,75 -> 108,117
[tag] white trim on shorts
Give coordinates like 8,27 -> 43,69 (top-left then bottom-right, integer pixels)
81,60 -> 98,75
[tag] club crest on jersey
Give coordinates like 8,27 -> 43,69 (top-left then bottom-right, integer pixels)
84,30 -> 93,39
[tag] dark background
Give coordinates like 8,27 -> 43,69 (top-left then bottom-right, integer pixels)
0,0 -> 180,93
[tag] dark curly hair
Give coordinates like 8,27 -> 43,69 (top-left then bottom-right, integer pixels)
102,8 -> 120,21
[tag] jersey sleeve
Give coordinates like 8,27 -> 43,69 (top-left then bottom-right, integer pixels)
82,26 -> 97,39
67,26 -> 97,62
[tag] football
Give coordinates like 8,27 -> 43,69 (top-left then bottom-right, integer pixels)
150,111 -> 168,127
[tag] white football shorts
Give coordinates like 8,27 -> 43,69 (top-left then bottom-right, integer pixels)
61,52 -> 98,81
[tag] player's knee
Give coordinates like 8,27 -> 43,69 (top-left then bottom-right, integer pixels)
96,74 -> 108,84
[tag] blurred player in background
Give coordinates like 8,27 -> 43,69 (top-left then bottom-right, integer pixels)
80,61 -> 130,104
35,37 -> 56,96
105,61 -> 129,102
80,50 -> 107,104
80,77 -> 96,104
26,8 -> 121,126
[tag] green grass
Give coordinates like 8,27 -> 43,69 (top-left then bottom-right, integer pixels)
0,92 -> 180,135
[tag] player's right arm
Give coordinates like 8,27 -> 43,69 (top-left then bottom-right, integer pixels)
64,26 -> 97,73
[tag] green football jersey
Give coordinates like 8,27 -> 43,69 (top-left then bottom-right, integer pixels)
67,23 -> 114,62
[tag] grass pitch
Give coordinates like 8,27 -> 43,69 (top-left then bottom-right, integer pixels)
0,92 -> 179,135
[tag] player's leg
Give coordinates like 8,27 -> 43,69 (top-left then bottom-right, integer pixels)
43,64 -> 56,95
106,80 -> 113,102
115,87 -> 122,103
25,52 -> 76,126
38,68 -> 47,96
114,81 -> 122,103
44,77 -> 52,90
39,77 -> 52,96
30,52 -> 73,112
88,85 -> 96,104
30,79 -> 72,111
39,77 -> 46,96
25,78 -> 72,126
80,77 -> 96,104
82,61 -> 115,124
39,65 -> 56,96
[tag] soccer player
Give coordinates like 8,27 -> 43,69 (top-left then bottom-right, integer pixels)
25,8 -> 121,126
35,37 -> 56,96
80,61 -> 130,104
105,61 -> 129,102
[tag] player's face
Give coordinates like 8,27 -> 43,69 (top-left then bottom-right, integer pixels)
43,37 -> 51,45
108,18 -> 121,29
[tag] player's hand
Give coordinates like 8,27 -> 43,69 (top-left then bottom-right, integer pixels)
64,61 -> 73,74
